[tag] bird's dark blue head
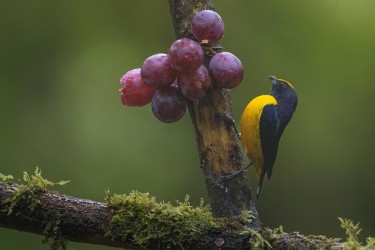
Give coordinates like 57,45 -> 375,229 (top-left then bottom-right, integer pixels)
269,75 -> 298,135
270,76 -> 297,102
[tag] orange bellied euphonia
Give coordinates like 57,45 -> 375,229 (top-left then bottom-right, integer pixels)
241,76 -> 297,197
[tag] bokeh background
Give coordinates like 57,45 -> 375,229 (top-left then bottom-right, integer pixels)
1,1 -> 374,249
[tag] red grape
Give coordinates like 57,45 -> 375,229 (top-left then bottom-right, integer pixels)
168,38 -> 204,73
209,52 -> 244,89
192,10 -> 224,45
141,53 -> 177,89
151,86 -> 187,123
119,68 -> 156,106
177,65 -> 211,100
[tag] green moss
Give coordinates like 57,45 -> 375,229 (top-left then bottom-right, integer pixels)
239,209 -> 256,224
339,217 -> 375,250
22,167 -> 70,192
247,229 -> 271,249
2,167 -> 69,215
0,168 -> 69,250
42,215 -> 67,250
366,237 -> 375,249
104,191 -> 219,248
0,173 -> 13,182
339,217 -> 362,249
261,218 -> 374,250
264,228 -> 341,249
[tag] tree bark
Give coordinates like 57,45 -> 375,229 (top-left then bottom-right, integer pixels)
168,0 -> 260,228
0,183 -> 121,248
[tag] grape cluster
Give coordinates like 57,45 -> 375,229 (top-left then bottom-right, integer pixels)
118,9 -> 244,123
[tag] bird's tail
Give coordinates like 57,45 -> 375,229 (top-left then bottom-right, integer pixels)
256,170 -> 267,198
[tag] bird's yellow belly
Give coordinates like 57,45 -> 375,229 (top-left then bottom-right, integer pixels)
241,95 -> 277,180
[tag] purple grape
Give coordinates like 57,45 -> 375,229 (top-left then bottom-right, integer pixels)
151,86 -> 187,123
119,68 -> 156,106
141,53 -> 177,89
209,52 -> 244,89
177,65 -> 212,100
168,38 -> 204,73
192,10 -> 224,45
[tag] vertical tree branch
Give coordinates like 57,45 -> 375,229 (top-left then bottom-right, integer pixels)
168,0 -> 261,229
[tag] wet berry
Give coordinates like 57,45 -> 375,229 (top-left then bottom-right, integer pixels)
192,10 -> 224,45
177,65 -> 211,100
209,52 -> 244,89
168,38 -> 204,73
141,53 -> 177,89
151,86 -> 187,123
119,68 -> 156,106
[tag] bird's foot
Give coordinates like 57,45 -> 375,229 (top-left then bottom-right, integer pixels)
221,162 -> 253,181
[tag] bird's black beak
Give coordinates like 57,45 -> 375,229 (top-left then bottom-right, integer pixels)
270,76 -> 278,86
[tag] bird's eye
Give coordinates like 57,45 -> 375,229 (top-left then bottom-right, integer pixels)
280,81 -> 289,88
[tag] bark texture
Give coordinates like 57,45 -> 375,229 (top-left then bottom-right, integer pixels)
168,0 -> 260,227
0,183 -> 121,248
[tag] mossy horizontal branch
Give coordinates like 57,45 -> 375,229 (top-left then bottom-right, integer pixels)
0,167 -> 371,250
1,180 -> 364,250
0,178 -> 255,249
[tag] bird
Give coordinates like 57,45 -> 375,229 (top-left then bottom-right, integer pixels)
241,76 -> 298,198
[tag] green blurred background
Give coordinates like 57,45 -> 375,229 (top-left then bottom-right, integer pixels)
0,1 -> 374,249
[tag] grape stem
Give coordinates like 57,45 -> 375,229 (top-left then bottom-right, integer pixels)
202,44 -> 222,56
168,0 -> 261,229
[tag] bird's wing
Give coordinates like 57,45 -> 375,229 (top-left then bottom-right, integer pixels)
259,104 -> 280,180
